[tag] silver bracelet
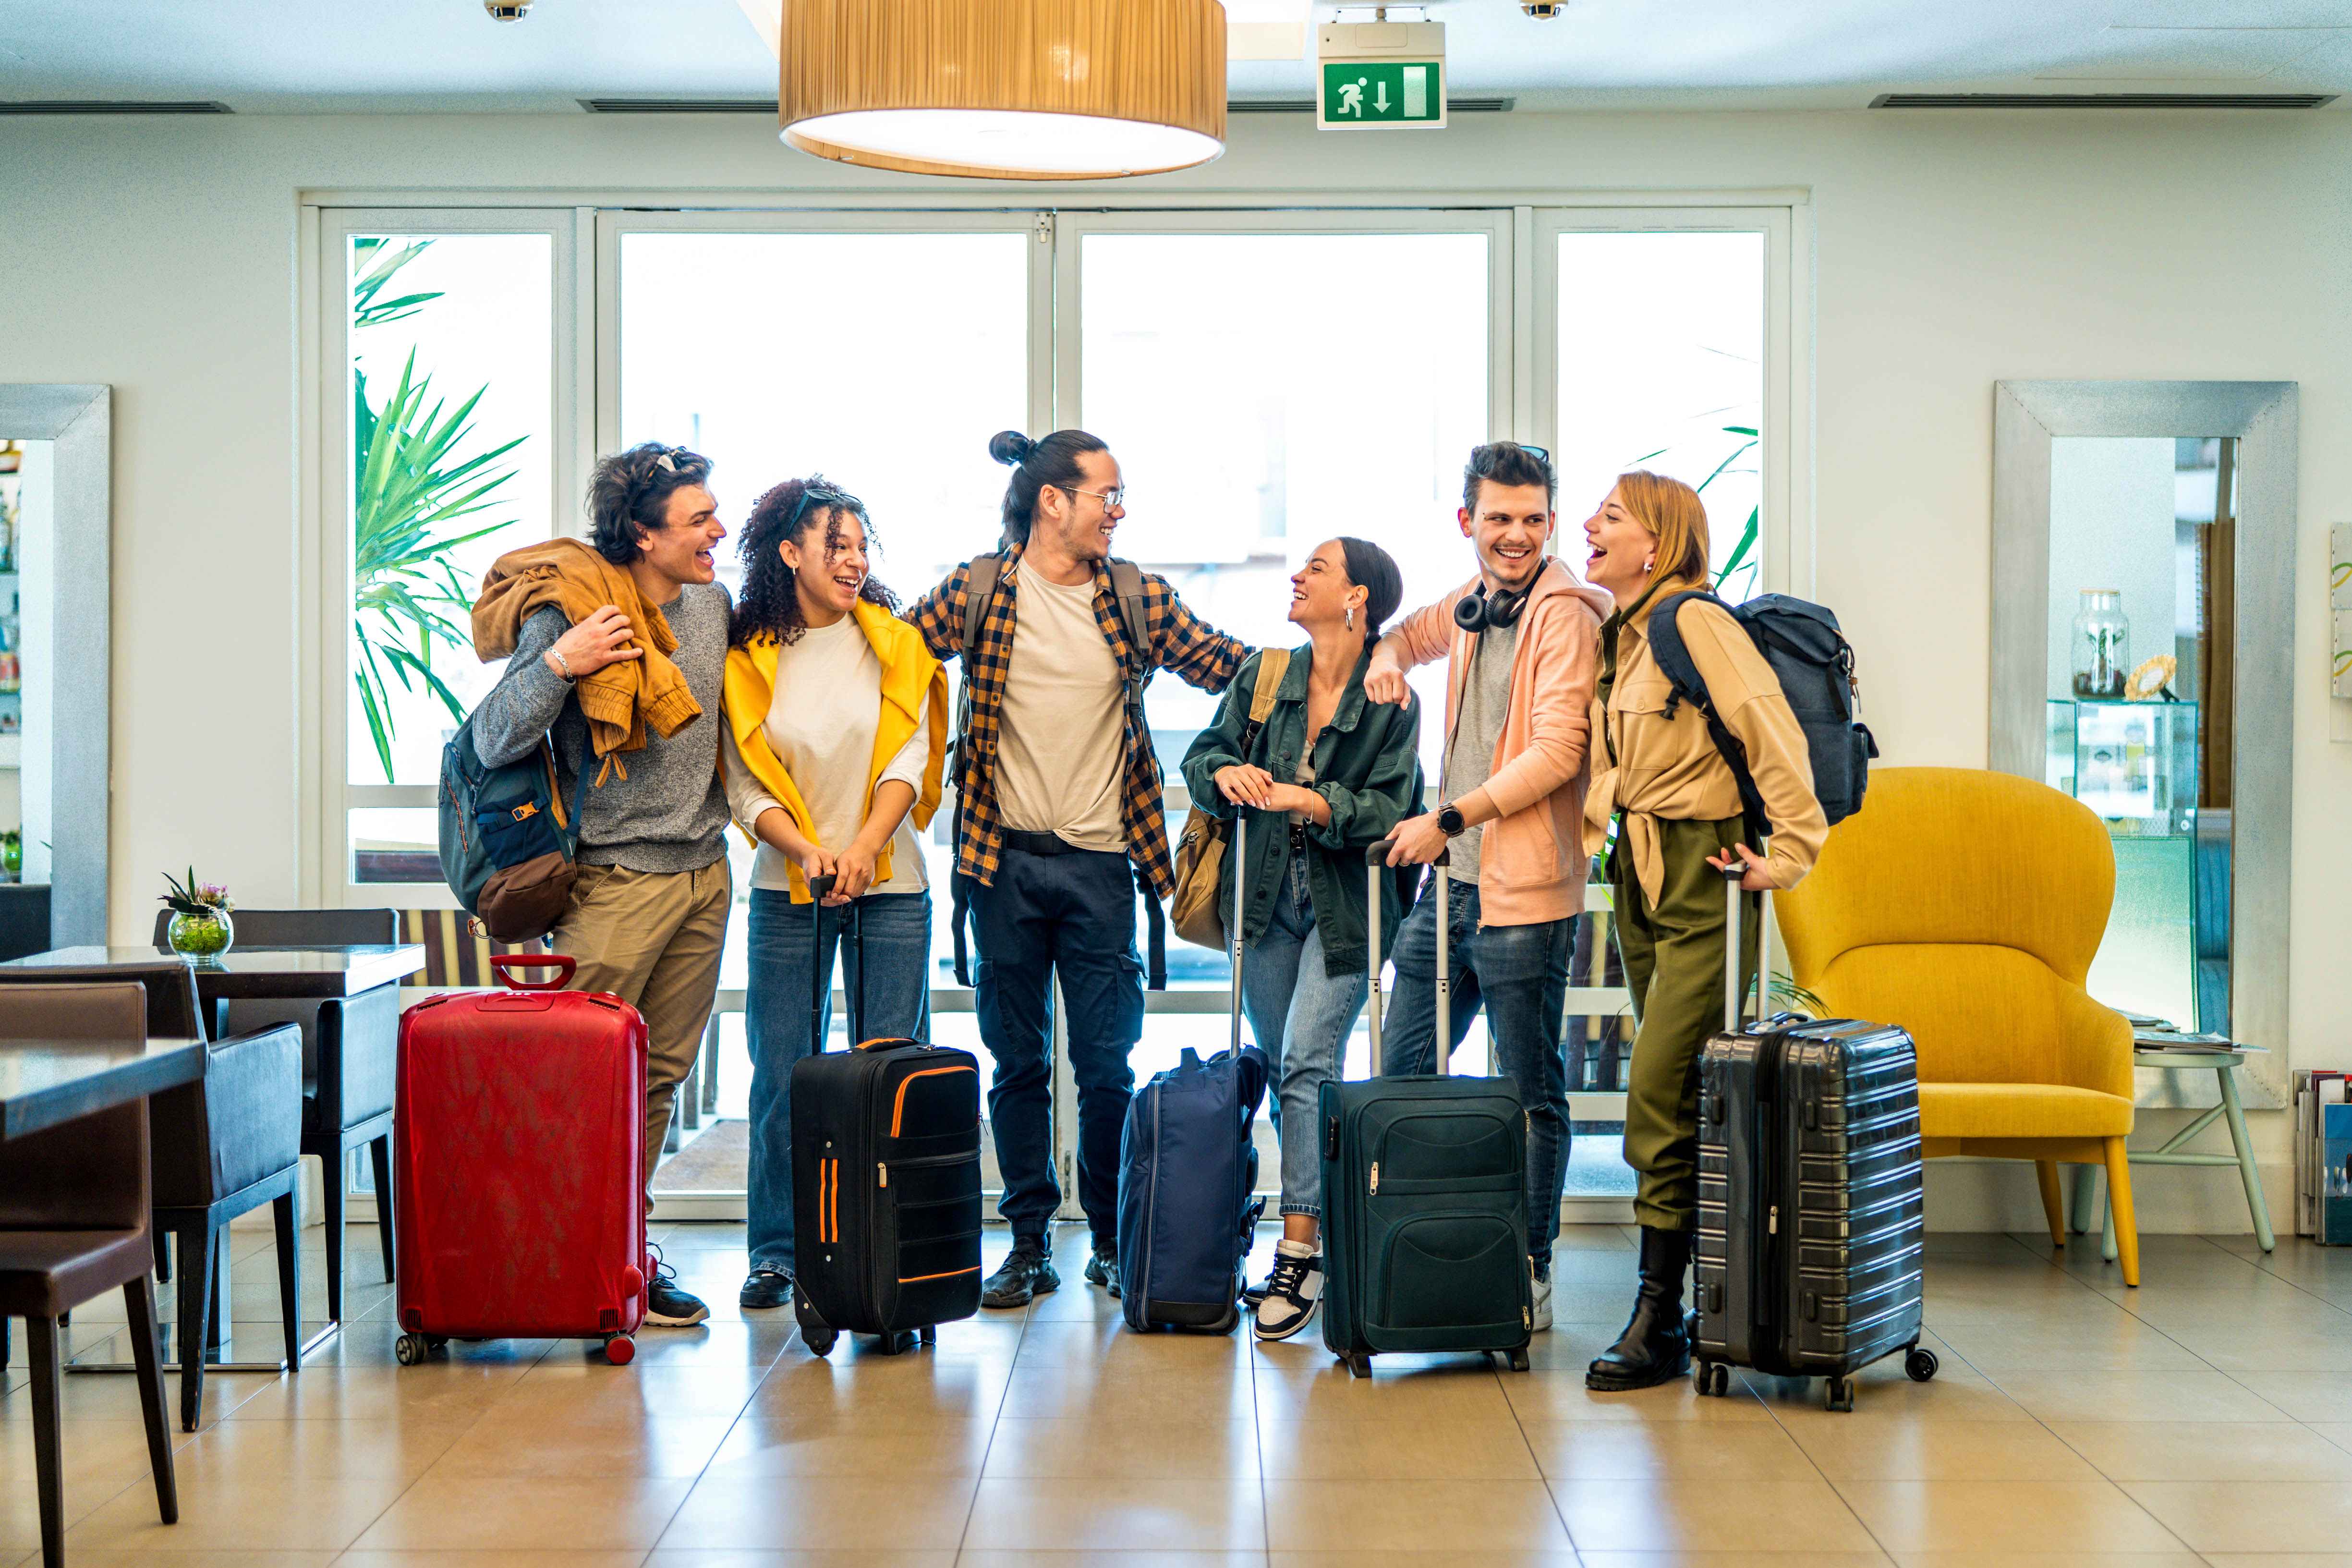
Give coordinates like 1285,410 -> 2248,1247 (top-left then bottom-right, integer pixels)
548,647 -> 575,681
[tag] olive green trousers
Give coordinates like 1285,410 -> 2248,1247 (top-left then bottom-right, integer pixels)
1611,815 -> 1760,1232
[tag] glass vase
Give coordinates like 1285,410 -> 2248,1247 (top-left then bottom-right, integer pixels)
2072,589 -> 2131,701
167,908 -> 234,959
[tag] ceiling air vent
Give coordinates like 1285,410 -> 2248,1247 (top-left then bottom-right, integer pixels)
1228,95 -> 1515,113
0,100 -> 232,114
579,98 -> 776,113
1871,92 -> 2335,109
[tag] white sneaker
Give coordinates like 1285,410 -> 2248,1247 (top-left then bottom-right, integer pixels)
1254,1239 -> 1324,1342
1529,1260 -> 1553,1333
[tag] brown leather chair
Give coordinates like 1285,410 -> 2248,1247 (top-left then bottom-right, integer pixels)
0,960 -> 304,1430
154,907 -> 401,1320
0,982 -> 179,1568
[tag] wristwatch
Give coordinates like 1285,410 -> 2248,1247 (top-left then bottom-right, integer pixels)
1436,802 -> 1467,836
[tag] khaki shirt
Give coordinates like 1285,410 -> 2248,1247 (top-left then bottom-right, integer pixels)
1585,594 -> 1827,907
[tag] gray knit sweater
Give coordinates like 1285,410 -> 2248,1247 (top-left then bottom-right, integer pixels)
470,584 -> 732,874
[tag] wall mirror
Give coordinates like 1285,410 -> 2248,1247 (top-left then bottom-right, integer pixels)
1994,379 -> 2296,1106
0,385 -> 110,951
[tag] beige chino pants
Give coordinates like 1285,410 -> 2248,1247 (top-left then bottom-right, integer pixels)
550,859 -> 732,1214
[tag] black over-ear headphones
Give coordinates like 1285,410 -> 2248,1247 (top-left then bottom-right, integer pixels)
1455,582 -> 1532,634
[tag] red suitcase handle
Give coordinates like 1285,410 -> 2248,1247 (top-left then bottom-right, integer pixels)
493,953 -> 577,990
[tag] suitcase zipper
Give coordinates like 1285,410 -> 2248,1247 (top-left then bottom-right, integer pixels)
878,1162 -> 886,1188
1369,1161 -> 1380,1196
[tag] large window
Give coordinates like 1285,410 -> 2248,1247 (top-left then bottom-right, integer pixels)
315,201 -> 1799,1213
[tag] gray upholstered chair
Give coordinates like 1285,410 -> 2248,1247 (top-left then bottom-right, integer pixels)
0,959 -> 305,1429
155,907 -> 400,1319
0,982 -> 179,1568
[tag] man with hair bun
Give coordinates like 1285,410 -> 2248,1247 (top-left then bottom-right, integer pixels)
470,440 -> 733,1327
1363,440 -> 1612,1334
904,429 -> 1249,1309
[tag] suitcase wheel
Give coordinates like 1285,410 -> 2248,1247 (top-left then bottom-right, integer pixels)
394,1333 -> 431,1367
1694,1360 -> 1731,1398
1505,1347 -> 1531,1373
919,1324 -> 937,1345
877,1329 -> 920,1356
1824,1375 -> 1855,1413
1343,1353 -> 1372,1380
604,1334 -> 635,1366
1903,1346 -> 1940,1383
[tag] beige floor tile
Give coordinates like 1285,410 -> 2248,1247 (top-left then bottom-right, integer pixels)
0,1370 -> 273,1430
1254,1417 -> 1536,1480
1508,1370 -> 1771,1424
2048,1420 -> 2352,1481
961,1478 -> 1263,1552
1880,1554 -> 2206,1567
984,1417 -> 1260,1479
1521,1420 -> 1817,1481
65,1473 -> 412,1555
0,1416 -> 182,1493
1268,1553 -> 1580,1567
420,1412 -> 737,1479
2313,1423 -> 2352,1454
961,1556 -> 1266,1568
2200,1557 -> 2352,1568
1744,1362 -> 2026,1424
698,1415 -> 992,1478
2118,1481 -> 2352,1555
1548,1480 -> 1878,1554
658,1475 -> 977,1552
1980,1369 -> 2292,1423
1785,1417 -> 2100,1481
490,1363 -> 767,1422
345,1477 -> 692,1553
37,1552 -> 347,1567
1513,1321 -> 1630,1372
995,1361 -> 1254,1421
1256,1363 -> 1512,1424
219,1366 -> 523,1424
169,1416 -> 474,1484
603,1320 -> 797,1368
1576,1556 -> 1891,1568
0,1477 -> 148,1551
646,1552 -> 958,1568
336,1554 -> 647,1568
1261,1480 -> 1568,1552
749,1355 -> 1012,1423
2219,1372 -> 2352,1422
1927,1320 -> 2206,1375
1831,1481 -> 2187,1554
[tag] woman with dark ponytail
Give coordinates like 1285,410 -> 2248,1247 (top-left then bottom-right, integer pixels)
720,476 -> 949,1313
1179,537 -> 1422,1341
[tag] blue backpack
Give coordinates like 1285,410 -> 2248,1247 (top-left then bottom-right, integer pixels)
436,711 -> 583,943
1646,591 -> 1878,838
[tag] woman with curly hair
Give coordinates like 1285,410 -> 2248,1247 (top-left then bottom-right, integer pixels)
720,476 -> 949,1313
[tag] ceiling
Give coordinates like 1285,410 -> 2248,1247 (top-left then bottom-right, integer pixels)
0,0 -> 2344,112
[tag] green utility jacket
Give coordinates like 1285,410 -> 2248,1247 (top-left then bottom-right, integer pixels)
1180,644 -> 1423,979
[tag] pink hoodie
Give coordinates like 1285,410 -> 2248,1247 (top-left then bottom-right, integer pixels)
1386,558 -> 1613,927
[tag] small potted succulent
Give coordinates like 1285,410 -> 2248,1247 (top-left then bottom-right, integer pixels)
160,867 -> 235,958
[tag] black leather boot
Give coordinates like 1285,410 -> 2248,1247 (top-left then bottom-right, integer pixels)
1585,1226 -> 1694,1391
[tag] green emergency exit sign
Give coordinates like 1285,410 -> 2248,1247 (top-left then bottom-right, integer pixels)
1318,58 -> 1446,129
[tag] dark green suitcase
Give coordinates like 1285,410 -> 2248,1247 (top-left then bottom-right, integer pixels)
1319,847 -> 1533,1377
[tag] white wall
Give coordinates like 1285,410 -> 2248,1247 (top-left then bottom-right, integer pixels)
1,105 -> 2346,1232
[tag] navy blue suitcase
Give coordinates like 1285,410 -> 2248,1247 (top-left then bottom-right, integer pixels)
1116,812 -> 1270,1334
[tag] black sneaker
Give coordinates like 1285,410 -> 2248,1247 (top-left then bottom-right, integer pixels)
980,1236 -> 1058,1310
739,1267 -> 793,1310
644,1247 -> 710,1327
1084,1243 -> 1122,1299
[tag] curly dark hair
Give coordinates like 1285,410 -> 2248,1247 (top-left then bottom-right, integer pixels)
586,441 -> 714,565
730,476 -> 899,650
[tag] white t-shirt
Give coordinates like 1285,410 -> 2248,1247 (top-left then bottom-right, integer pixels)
720,615 -> 929,895
993,567 -> 1127,853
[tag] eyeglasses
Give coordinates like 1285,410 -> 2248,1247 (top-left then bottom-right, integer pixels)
1057,484 -> 1126,511
1519,445 -> 1550,462
650,445 -> 698,474
785,484 -> 861,535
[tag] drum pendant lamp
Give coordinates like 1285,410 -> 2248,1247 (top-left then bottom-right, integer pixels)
767,0 -> 1227,181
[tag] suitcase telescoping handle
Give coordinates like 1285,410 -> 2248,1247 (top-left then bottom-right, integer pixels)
1228,809 -> 1248,1056
1720,857 -> 1779,1033
805,874 -> 867,1055
493,953 -> 576,990
1364,840 -> 1452,1078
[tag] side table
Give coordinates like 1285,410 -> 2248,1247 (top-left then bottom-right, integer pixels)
2068,1044 -> 2275,1257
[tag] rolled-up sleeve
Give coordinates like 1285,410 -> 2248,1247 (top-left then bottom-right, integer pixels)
1309,699 -> 1422,851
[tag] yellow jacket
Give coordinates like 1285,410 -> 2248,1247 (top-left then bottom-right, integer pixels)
472,538 -> 703,776
721,599 -> 949,905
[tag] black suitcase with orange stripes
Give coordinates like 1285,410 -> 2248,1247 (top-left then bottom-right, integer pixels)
791,877 -> 983,1356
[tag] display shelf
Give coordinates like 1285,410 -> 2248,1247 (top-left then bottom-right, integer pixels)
2045,697 -> 2198,834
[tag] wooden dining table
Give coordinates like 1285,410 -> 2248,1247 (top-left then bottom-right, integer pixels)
0,942 -> 426,1373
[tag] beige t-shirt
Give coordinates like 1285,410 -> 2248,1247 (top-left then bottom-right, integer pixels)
993,567 -> 1128,853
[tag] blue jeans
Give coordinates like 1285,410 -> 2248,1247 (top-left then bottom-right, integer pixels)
1237,854 -> 1368,1222
744,887 -> 934,1276
1381,875 -> 1572,1269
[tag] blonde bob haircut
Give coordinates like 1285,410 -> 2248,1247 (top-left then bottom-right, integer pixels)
1614,470 -> 1711,594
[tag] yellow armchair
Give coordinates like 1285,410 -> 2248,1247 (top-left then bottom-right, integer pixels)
1775,767 -> 2141,1284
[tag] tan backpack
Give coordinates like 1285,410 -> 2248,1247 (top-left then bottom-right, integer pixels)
1169,649 -> 1291,950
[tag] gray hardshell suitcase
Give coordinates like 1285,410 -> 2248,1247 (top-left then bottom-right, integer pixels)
1691,865 -> 1937,1411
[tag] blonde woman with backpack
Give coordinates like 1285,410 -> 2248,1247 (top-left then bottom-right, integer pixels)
1580,471 -> 1828,1391
1179,538 -> 1420,1341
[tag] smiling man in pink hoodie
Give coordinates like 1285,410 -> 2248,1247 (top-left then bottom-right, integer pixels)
1364,440 -> 1611,1331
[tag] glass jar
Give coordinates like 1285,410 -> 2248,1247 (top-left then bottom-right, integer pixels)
2072,589 -> 2131,701
167,908 -> 235,959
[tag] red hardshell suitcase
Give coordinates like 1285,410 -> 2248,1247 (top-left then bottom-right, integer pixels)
394,953 -> 651,1366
